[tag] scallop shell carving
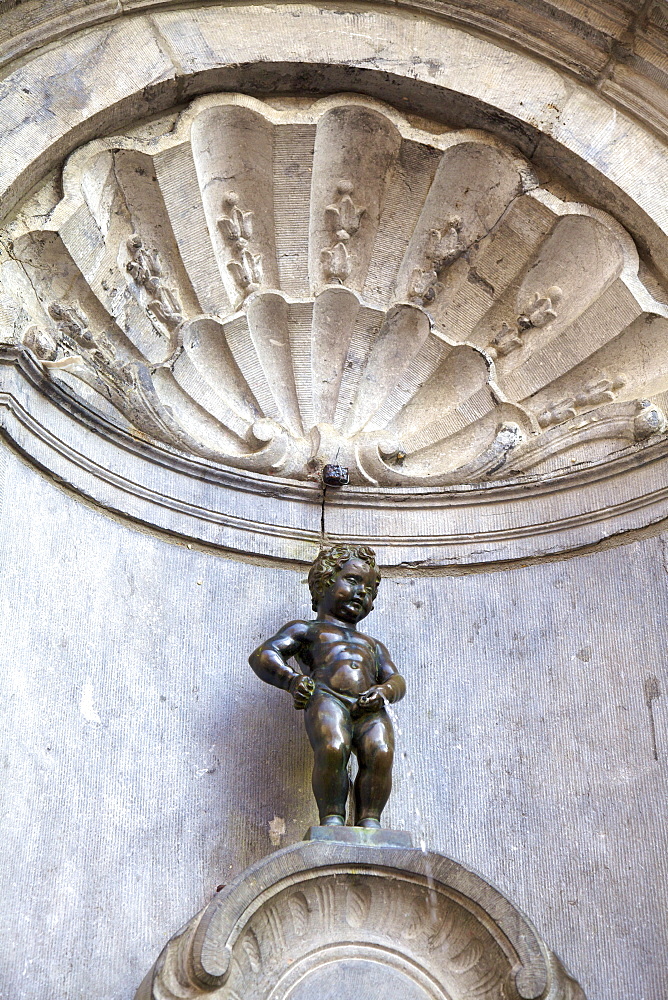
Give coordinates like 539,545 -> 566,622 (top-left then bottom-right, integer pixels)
7,93 -> 668,486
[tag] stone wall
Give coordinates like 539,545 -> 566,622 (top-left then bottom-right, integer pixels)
2,4 -> 668,999
1,442 -> 665,1000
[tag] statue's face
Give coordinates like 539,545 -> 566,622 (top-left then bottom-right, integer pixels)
319,558 -> 376,624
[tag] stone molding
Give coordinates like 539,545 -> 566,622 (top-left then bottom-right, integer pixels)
134,838 -> 586,1000
2,2 -> 668,149
5,348 -> 668,566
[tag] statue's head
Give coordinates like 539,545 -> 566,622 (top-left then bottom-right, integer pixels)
308,544 -> 381,621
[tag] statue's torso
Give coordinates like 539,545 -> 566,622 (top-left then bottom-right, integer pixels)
296,621 -> 378,697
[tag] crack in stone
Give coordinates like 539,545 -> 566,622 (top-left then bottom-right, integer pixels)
146,12 -> 186,77
0,235 -> 47,338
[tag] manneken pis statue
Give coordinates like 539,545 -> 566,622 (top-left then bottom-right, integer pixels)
249,544 -> 406,828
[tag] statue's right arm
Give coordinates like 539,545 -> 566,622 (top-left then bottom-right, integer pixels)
248,621 -> 309,692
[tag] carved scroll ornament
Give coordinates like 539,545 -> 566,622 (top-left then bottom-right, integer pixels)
135,839 -> 586,1000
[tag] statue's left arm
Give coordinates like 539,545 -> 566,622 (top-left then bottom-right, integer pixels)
375,640 -> 406,704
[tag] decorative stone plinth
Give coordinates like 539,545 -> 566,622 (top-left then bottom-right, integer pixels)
135,837 -> 586,1000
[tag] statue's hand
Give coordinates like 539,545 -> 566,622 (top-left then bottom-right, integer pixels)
351,686 -> 385,718
290,674 -> 315,710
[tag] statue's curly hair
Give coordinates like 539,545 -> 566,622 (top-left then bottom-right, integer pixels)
308,544 -> 381,612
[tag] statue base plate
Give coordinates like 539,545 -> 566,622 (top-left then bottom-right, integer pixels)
305,825 -> 413,847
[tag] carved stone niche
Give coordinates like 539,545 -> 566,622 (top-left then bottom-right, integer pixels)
135,840 -> 585,1000
4,91 -> 668,563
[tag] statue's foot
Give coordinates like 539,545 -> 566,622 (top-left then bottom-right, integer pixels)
322,814 -> 345,826
358,818 -> 381,829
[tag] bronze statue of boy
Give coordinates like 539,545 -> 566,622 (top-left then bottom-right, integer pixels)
249,544 -> 406,828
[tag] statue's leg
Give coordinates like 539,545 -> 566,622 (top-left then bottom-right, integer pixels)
353,711 -> 394,827
305,693 -> 353,825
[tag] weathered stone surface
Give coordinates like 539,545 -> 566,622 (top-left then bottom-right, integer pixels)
0,1 -> 666,201
0,447 -> 666,1000
136,839 -> 585,999
0,6 -> 664,260
0,14 -> 178,213
0,0 -> 120,68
